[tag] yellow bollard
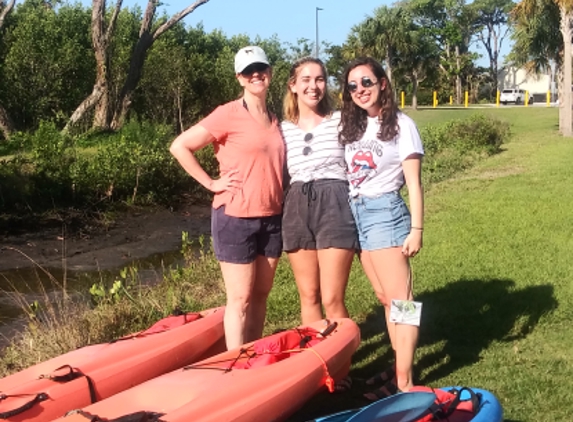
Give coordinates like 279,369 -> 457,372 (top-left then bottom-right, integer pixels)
450,95 -> 453,105
464,91 -> 469,108
547,91 -> 550,107
496,90 -> 500,107
525,90 -> 530,107
401,91 -> 405,109
433,91 -> 437,108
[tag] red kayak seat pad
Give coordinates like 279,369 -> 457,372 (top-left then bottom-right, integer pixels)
238,328 -> 323,369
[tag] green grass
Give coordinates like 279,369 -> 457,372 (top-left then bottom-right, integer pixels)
2,108 -> 571,421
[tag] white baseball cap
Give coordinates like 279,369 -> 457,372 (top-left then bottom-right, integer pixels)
234,46 -> 270,74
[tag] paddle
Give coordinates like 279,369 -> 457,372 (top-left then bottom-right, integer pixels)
310,391 -> 437,422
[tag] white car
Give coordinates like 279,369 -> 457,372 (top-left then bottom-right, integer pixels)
500,89 -> 534,105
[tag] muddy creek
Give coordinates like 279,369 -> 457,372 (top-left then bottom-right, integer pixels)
0,205 -> 211,347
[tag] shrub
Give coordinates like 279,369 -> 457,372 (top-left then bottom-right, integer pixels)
0,120 -> 218,218
420,113 -> 511,184
421,113 -> 510,157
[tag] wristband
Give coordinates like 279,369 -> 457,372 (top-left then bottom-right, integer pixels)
411,227 -> 423,231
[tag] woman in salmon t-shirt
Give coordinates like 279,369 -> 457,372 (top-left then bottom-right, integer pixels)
170,46 -> 284,350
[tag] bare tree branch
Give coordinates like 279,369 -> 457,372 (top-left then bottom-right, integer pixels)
110,0 -> 210,129
0,0 -> 16,30
105,0 -> 123,42
153,0 -> 210,40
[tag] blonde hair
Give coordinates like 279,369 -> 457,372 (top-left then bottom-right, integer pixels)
283,57 -> 332,123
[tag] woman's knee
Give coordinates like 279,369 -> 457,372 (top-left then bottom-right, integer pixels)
226,292 -> 251,313
321,289 -> 344,309
298,286 -> 321,305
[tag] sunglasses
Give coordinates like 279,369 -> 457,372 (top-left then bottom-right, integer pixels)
347,76 -> 378,93
303,133 -> 313,156
241,63 -> 270,76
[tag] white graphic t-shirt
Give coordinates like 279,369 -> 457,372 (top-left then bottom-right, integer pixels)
281,111 -> 346,183
345,112 -> 424,197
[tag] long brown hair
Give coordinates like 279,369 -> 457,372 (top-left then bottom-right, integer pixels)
338,57 -> 399,145
283,57 -> 332,123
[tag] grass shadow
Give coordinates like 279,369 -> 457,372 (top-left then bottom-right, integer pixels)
287,278 -> 556,421
414,278 -> 556,383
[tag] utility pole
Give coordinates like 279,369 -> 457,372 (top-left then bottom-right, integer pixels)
315,7 -> 323,58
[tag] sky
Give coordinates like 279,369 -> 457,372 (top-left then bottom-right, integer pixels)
123,0 -> 511,67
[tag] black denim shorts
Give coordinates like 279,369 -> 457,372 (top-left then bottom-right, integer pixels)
282,179 -> 359,252
211,206 -> 283,264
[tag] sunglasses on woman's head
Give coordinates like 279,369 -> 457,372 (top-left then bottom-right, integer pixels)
241,63 -> 270,76
347,76 -> 378,93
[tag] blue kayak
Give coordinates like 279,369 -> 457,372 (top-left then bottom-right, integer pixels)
441,386 -> 503,422
309,391 -> 436,422
310,386 -> 503,422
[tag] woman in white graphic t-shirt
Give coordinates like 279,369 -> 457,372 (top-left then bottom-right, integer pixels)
339,57 -> 425,401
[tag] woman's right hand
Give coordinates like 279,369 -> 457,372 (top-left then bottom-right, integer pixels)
209,170 -> 242,193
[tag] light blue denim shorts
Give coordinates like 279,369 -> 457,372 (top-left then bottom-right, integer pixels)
349,191 -> 411,251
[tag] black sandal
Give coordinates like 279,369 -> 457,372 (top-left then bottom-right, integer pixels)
365,365 -> 396,386
363,379 -> 401,402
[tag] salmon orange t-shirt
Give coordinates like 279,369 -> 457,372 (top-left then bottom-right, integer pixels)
199,100 -> 284,218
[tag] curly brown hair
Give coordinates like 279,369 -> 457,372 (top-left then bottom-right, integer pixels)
283,57 -> 332,123
338,57 -> 399,146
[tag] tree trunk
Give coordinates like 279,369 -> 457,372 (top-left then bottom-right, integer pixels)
62,85 -> 104,134
412,74 -> 418,110
557,64 -> 564,132
491,26 -> 499,97
0,0 -> 16,29
385,48 -> 393,84
455,45 -> 462,105
0,0 -> 16,140
0,103 -> 14,140
559,7 -> 572,137
64,0 -> 122,133
111,32 -> 153,129
111,0 -> 210,130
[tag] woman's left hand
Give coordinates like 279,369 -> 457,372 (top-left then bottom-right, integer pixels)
402,230 -> 423,257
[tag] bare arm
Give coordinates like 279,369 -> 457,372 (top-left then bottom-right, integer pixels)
402,154 -> 424,256
169,124 -> 240,193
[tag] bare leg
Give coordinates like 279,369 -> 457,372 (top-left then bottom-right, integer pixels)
244,255 -> 279,342
219,261 -> 256,350
359,251 -> 396,351
288,249 -> 322,324
317,248 -> 354,319
362,248 -> 417,392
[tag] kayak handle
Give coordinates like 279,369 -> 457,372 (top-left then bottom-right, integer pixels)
320,321 -> 338,337
0,393 -> 49,419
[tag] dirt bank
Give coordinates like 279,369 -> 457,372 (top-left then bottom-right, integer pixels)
0,204 -> 211,272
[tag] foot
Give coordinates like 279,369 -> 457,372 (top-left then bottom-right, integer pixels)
365,365 -> 396,386
363,379 -> 400,402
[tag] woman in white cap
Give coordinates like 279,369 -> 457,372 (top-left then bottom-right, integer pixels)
170,46 -> 284,350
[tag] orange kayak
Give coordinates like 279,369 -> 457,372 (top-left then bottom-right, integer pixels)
0,307 -> 225,422
56,317 -> 360,422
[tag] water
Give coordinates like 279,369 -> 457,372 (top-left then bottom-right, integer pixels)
0,248 -> 185,347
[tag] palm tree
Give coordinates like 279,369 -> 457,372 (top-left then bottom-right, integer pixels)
395,25 -> 441,109
348,5 -> 412,83
512,0 -> 573,136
